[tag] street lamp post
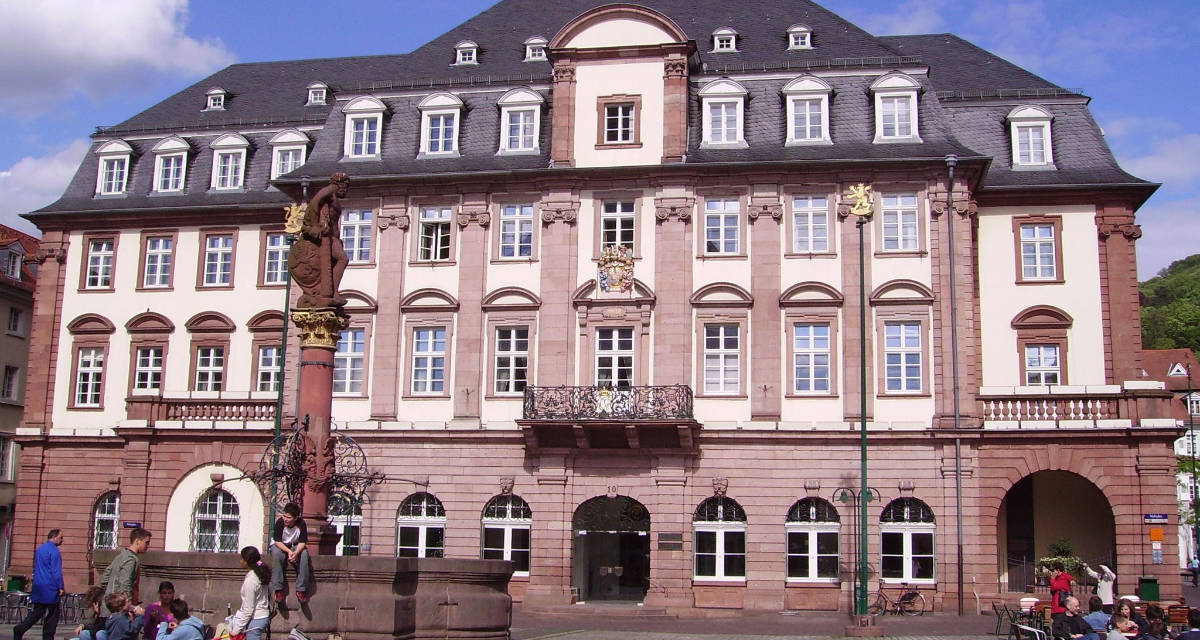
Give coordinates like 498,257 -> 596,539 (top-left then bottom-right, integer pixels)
846,184 -> 874,615
1188,364 -> 1197,559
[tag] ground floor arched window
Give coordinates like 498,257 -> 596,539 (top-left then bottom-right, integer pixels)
481,494 -> 531,576
328,493 -> 363,556
397,492 -> 445,558
786,497 -> 840,581
92,492 -> 120,550
693,496 -> 747,580
880,497 -> 935,583
192,488 -> 239,553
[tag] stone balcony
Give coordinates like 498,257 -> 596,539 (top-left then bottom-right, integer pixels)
976,382 -> 1176,430
518,385 -> 700,453
125,392 -> 277,428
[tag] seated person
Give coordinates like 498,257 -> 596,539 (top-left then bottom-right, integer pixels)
1106,613 -> 1137,640
1082,596 -> 1110,632
156,599 -> 204,640
103,594 -> 144,640
1178,609 -> 1200,640
1052,596 -> 1097,640
71,587 -> 106,640
269,503 -> 312,603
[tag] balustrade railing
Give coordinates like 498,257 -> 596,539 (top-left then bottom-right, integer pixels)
976,385 -> 1173,428
523,385 -> 693,421
126,396 -> 276,424
978,394 -> 1120,423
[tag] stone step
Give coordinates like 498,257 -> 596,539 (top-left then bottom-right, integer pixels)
518,602 -> 676,618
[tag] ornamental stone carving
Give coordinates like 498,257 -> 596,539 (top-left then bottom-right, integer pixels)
747,203 -> 783,221
33,247 -> 66,264
540,201 -> 579,225
290,308 -> 350,349
663,57 -> 688,78
654,196 -> 694,222
552,64 -> 576,83
376,212 -> 410,231
457,208 -> 492,228
837,183 -> 874,219
597,245 -> 634,293
712,477 -> 729,497
929,187 -> 978,218
499,476 -> 515,495
287,172 -> 350,309
1098,222 -> 1142,240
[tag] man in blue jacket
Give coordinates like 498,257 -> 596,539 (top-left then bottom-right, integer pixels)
14,529 -> 64,640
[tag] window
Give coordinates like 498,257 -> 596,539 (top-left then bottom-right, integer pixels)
192,488 -> 239,553
133,346 -> 164,392
792,196 -> 829,252
707,101 -> 740,144
871,73 -> 921,143
454,41 -> 478,65
342,97 -> 386,158
334,328 -> 365,395
1,366 -> 18,400
494,327 -> 528,394
4,252 -> 20,280
6,308 -> 22,335
193,346 -> 224,392
703,324 -> 739,394
1190,393 -> 1200,417
498,204 -> 534,259
524,37 -> 547,61
84,238 -> 115,289
786,498 -> 840,581
1024,344 -> 1060,385
693,496 -> 747,580
881,193 -> 919,251
417,207 -> 453,262
202,234 -> 234,286
396,492 -> 445,558
206,90 -> 226,111
1007,106 -> 1054,168
306,83 -> 328,106
328,493 -> 362,556
99,157 -> 128,195
884,322 -> 922,393
793,99 -> 824,141
75,347 -> 104,407
880,498 -> 935,583
703,198 -> 740,254
272,146 -> 305,179
1016,126 -> 1046,165
142,236 -> 173,288
880,96 -> 912,138
595,327 -> 634,389
793,323 -> 831,393
788,25 -> 813,50
425,113 -> 457,154
213,151 -> 243,190
92,492 -> 120,550
481,495 -> 532,576
256,345 -> 282,393
263,233 -> 289,285
411,327 -> 446,394
600,200 -> 635,253
504,109 -> 536,151
711,28 -> 738,52
1020,223 -> 1057,280
341,210 -> 373,263
783,76 -> 833,145
598,97 -> 639,145
155,154 -> 185,192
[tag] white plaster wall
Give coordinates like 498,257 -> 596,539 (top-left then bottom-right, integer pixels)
485,262 -> 542,296
481,399 -> 523,424
694,259 -> 751,293
779,397 -> 844,424
977,205 -> 1105,386
869,254 -> 932,291
573,62 -> 665,168
873,397 -> 935,425
780,256 -> 843,292
332,398 -> 371,421
164,463 -> 267,552
562,18 -> 676,48
403,265 -> 461,299
694,398 -> 751,423
636,197 -> 657,291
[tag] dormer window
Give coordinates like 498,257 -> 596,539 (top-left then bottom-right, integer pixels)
307,82 -> 328,106
698,79 -> 748,148
870,72 -> 922,143
524,36 -> 548,62
418,93 -> 465,157
94,139 -> 133,196
454,41 -> 478,65
342,96 -> 387,159
269,129 -> 310,179
788,24 -> 813,50
1007,105 -> 1056,169
205,88 -> 227,111
151,136 -> 190,193
783,75 -> 832,145
712,28 -> 738,52
209,133 -> 250,191
497,87 -> 544,154
3,245 -> 25,280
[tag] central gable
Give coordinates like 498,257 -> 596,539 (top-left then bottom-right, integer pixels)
552,5 -> 687,49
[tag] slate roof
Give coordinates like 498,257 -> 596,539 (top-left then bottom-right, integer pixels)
30,0 -> 1152,220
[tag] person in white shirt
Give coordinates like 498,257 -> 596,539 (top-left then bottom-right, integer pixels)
229,547 -> 271,640
1083,563 -> 1116,614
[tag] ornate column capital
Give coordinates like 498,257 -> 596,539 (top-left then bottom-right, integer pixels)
457,207 -> 491,228
540,201 -> 579,225
663,57 -> 688,78
552,63 -> 576,83
33,247 -> 66,264
747,203 -> 783,221
376,211 -> 409,231
654,197 -> 694,223
929,187 -> 979,219
1098,222 -> 1142,240
290,308 -> 350,349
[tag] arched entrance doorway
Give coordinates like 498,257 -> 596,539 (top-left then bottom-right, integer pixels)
998,470 -> 1116,592
571,495 -> 650,602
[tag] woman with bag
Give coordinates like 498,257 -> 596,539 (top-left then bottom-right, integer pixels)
1049,561 -> 1075,615
228,547 -> 272,640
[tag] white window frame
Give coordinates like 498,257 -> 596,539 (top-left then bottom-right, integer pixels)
133,346 -> 163,393
496,88 -> 543,154
1007,105 -> 1055,169
792,195 -> 830,252
306,83 -> 328,106
263,233 -> 289,285
6,308 -> 22,335
481,495 -> 532,577
1189,392 -> 1200,417
194,346 -> 225,392
600,200 -> 636,253
328,494 -> 362,556
411,327 -> 447,395
699,80 -> 747,148
871,73 -> 922,143
417,207 -> 453,262
693,498 -> 747,582
703,197 -> 740,255
454,41 -> 478,66
256,345 -> 282,393
785,499 -> 840,583
880,523 -> 936,584
202,234 -> 234,286
793,323 -> 831,394
341,210 -> 373,263
711,28 -> 738,52
498,203 -> 534,259
603,103 -> 635,144
1024,344 -> 1061,385
205,90 -> 226,111
423,111 -> 458,155
702,323 -> 740,395
75,347 -> 104,407
154,153 -> 186,193
493,326 -> 529,395
342,97 -> 387,159
271,145 -> 306,180
595,327 -> 634,390
4,251 -> 20,280
92,492 -> 120,550
212,150 -> 244,190
333,328 -> 366,395
143,236 -> 173,288
788,25 -> 813,50
881,193 -> 919,251
85,239 -> 114,289
397,493 -> 446,558
782,76 -> 832,145
523,37 -> 548,62
94,140 -> 132,196
192,488 -> 240,553
883,321 -> 922,393
1020,223 -> 1057,280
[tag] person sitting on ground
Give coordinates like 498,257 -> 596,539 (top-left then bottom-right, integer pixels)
228,547 -> 272,640
155,599 -> 204,640
71,587 -> 107,640
1177,608 -> 1200,640
1082,595 -> 1110,633
1140,620 -> 1166,640
1106,613 -> 1136,640
143,581 -> 175,640
102,594 -> 144,640
1052,596 -> 1099,640
269,503 -> 312,603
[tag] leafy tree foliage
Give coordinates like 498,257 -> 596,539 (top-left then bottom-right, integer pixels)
1141,253 -> 1200,355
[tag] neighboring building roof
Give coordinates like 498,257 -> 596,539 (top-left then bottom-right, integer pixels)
0,224 -> 39,291
1143,348 -> 1200,393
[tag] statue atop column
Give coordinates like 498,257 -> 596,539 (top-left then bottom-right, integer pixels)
287,172 -> 350,309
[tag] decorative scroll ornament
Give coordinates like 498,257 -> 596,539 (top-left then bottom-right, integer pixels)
249,417 -> 385,513
654,197 -> 694,222
376,212 -> 410,231
283,202 -> 306,234
597,245 -> 634,293
838,183 -> 874,219
572,495 -> 651,532
290,308 -> 349,349
746,203 -> 783,221
457,208 -> 492,228
540,201 -> 579,225
1098,222 -> 1142,240
929,187 -> 978,219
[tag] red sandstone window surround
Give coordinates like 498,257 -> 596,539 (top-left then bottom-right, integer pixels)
257,226 -> 289,288
79,233 -> 119,292
595,94 -> 642,149
247,310 -> 286,394
693,313 -> 747,398
591,194 -> 643,260
1012,305 -> 1072,386
786,194 -> 836,257
697,195 -> 748,259
491,200 -> 540,262
1011,215 -> 1065,284
410,200 -> 459,266
873,307 -> 931,397
67,313 -> 116,410
196,228 -> 238,289
136,229 -> 178,291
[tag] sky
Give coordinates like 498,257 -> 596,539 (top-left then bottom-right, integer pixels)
0,0 -> 1196,280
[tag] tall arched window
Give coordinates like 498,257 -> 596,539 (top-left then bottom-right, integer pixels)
880,497 -> 935,583
328,493 -> 363,556
396,492 -> 445,558
192,489 -> 239,553
481,495 -> 532,576
786,497 -> 840,581
92,492 -> 120,550
692,496 -> 746,580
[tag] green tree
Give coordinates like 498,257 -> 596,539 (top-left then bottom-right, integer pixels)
1141,253 -> 1200,355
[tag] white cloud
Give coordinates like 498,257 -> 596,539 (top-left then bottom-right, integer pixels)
0,140 -> 90,235
1122,134 -> 1200,189
1136,195 -> 1200,280
0,0 -> 234,116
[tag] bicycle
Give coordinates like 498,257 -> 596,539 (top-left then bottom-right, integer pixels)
867,582 -> 926,616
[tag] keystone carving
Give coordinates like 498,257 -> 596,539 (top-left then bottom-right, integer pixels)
376,212 -> 410,231
712,477 -> 729,496
1098,222 -> 1142,240
654,197 -> 694,222
499,476 -> 515,495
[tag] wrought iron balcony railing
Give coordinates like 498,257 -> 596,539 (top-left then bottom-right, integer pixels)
523,385 -> 693,421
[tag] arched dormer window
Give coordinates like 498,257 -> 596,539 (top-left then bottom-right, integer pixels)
342,96 -> 387,159
523,36 -> 548,62
711,27 -> 738,53
209,133 -> 249,191
454,40 -> 478,66
879,497 -> 935,583
269,129 -> 309,179
151,136 -> 189,193
94,140 -> 132,196
496,88 -> 544,154
699,79 -> 748,148
306,82 -> 328,106
692,496 -> 747,580
1007,105 -> 1055,169
786,498 -> 840,581
205,87 -> 227,111
418,93 -> 464,157
787,24 -> 813,50
870,72 -> 922,143
782,76 -> 832,145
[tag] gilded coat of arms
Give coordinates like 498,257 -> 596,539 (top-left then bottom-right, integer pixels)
597,245 -> 634,293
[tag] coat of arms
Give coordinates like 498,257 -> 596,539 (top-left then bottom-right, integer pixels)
597,245 -> 634,293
